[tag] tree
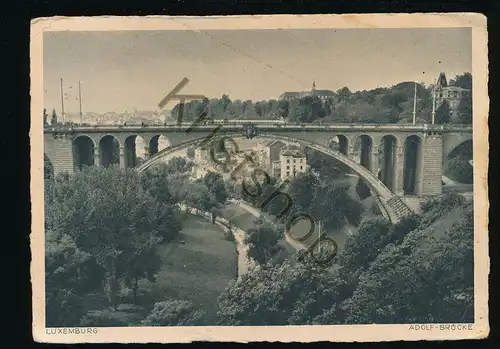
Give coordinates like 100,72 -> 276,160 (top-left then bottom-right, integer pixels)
165,156 -> 193,174
80,309 -> 130,327
221,94 -> 232,112
355,179 -> 371,200
45,230 -> 95,326
217,261 -> 339,325
445,156 -> 473,184
420,193 -> 467,229
142,300 -> 206,326
45,166 -> 167,311
435,99 -> 451,124
337,87 -> 352,102
336,216 -> 392,275
244,220 -> 282,265
43,108 -> 48,126
185,182 -> 213,212
306,149 -> 344,180
51,108 -> 58,125
202,171 -> 228,205
340,201 -> 473,324
277,100 -> 289,119
311,179 -> 362,231
451,72 -> 472,90
287,171 -> 320,212
457,94 -> 472,124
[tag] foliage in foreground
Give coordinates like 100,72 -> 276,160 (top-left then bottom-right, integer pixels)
218,193 -> 474,325
45,164 -> 186,326
142,300 -> 206,326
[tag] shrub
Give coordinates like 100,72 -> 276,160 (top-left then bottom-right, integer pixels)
80,309 -> 133,327
141,300 -> 206,326
445,156 -> 473,184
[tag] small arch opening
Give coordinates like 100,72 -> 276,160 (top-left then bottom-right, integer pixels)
148,135 -> 171,157
98,135 -> 120,167
403,135 -> 422,195
354,135 -> 373,171
124,135 -> 146,168
379,135 -> 398,192
73,136 -> 95,170
329,135 -> 349,156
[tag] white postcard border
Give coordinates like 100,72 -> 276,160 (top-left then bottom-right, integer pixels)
30,13 -> 489,343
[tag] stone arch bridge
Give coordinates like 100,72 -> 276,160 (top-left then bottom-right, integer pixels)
44,123 -> 472,223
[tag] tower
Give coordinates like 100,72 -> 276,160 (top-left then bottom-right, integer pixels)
436,72 -> 448,88
312,80 -> 316,94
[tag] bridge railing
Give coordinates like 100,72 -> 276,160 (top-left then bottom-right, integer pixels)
44,122 -> 472,133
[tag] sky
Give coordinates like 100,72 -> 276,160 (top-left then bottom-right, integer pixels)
43,28 -> 472,113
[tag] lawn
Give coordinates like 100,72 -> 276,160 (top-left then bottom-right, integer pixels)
151,215 -> 237,322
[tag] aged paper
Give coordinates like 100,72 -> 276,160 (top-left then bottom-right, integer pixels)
31,14 -> 489,343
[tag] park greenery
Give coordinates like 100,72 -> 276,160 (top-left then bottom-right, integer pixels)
44,157 -> 229,327
45,152 -> 473,326
217,192 -> 473,325
44,72 -> 474,327
170,73 -> 472,125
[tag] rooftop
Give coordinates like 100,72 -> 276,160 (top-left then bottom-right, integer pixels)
441,85 -> 471,92
280,149 -> 306,158
259,139 -> 285,147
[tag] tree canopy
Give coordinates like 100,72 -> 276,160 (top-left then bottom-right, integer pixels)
244,219 -> 283,265
45,165 -> 187,326
168,75 -> 471,125
217,193 -> 474,325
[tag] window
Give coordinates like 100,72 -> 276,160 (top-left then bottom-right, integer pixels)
287,159 -> 290,164
286,171 -> 290,176
294,159 -> 296,163
300,166 -> 303,170
286,166 -> 290,170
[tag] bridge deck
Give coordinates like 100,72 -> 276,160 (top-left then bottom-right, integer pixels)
45,123 -> 472,134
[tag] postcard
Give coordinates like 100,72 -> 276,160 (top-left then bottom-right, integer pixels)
31,13 -> 489,342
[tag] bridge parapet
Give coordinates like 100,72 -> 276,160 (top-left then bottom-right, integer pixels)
43,123 -> 472,134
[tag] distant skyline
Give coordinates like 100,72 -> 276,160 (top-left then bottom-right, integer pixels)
43,28 -> 471,114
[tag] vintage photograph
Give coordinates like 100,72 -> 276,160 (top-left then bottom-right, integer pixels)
32,14 -> 488,342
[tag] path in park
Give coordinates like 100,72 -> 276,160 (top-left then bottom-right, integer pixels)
441,175 -> 473,201
228,199 -> 355,254
178,203 -> 255,277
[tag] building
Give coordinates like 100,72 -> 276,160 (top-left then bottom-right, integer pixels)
279,148 -> 307,181
255,139 -> 287,172
279,81 -> 335,102
434,72 -> 471,121
194,147 -> 209,164
271,160 -> 281,178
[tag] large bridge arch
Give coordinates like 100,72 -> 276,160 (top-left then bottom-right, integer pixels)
136,133 -> 411,222
442,132 -> 473,161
